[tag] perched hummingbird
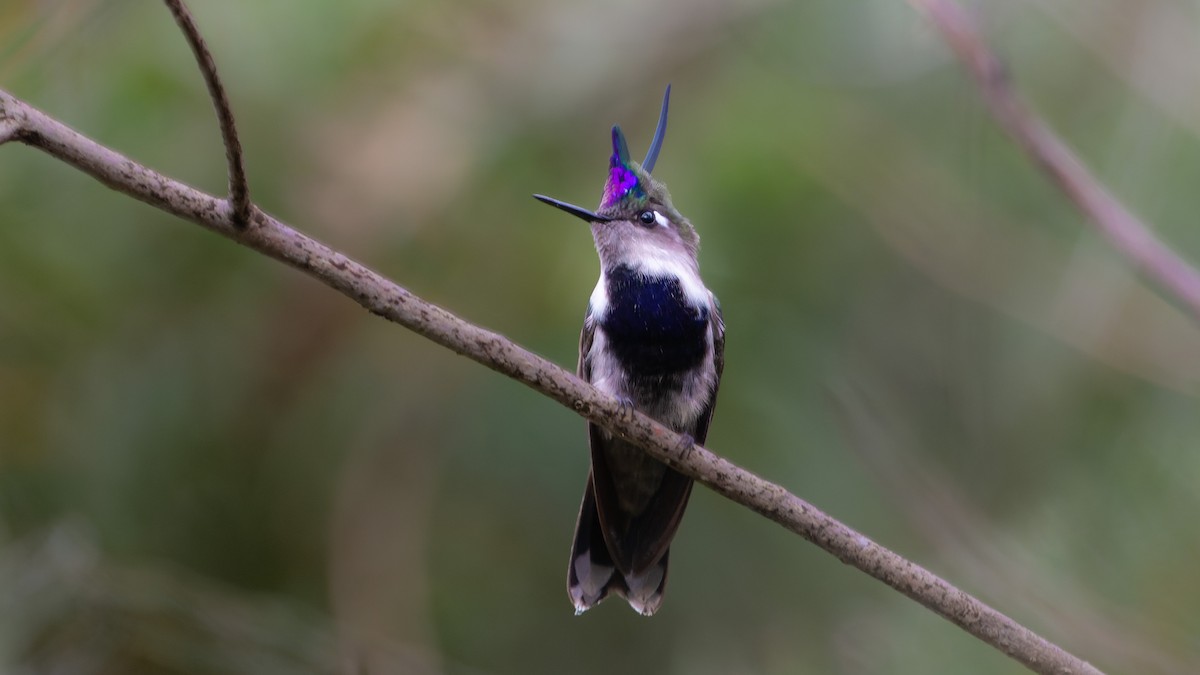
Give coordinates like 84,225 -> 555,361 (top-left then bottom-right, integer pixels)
534,86 -> 725,616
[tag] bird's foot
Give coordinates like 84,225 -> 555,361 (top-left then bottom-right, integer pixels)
615,396 -> 637,422
674,433 -> 696,461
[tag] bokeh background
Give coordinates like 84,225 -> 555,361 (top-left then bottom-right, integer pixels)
2,0 -> 1199,673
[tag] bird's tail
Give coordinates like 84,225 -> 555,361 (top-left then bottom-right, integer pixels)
567,476 -> 669,616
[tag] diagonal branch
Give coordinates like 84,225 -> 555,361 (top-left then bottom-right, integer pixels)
905,0 -> 1200,324
0,86 -> 1101,675
161,0 -> 251,227
0,118 -> 19,145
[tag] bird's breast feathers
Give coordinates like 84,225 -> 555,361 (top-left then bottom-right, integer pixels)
583,262 -> 718,428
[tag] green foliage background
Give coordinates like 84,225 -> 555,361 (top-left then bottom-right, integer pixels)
1,1 -> 1198,673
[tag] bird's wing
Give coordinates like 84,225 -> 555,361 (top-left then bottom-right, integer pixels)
577,308 -> 595,381
585,297 -> 724,575
690,293 -> 725,445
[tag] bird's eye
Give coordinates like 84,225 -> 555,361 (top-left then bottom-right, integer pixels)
638,210 -> 656,225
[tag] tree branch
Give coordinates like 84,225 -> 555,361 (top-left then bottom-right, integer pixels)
161,0 -> 251,227
906,0 -> 1200,324
0,1 -> 1107,669
0,83 -> 1101,675
0,118 -> 19,145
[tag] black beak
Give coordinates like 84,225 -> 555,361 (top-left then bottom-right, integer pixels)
533,194 -> 612,223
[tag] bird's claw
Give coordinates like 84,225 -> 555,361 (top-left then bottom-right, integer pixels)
615,396 -> 637,421
675,433 -> 696,461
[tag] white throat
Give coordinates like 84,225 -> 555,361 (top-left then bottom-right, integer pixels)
590,247 -> 709,314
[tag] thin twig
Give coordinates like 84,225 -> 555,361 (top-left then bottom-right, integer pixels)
0,87 -> 1100,675
161,0 -> 251,227
906,0 -> 1200,324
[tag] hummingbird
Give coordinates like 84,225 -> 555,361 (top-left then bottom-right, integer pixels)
534,86 -> 725,616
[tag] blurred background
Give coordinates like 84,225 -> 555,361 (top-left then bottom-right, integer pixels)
2,0 -> 1199,673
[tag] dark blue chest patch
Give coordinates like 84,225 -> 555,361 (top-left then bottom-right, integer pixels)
600,264 -> 709,376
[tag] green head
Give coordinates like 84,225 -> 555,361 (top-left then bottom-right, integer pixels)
534,86 -> 699,262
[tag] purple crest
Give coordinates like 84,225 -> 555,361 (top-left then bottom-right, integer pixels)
602,162 -> 641,208
601,125 -> 644,208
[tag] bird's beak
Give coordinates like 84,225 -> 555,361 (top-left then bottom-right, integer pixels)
533,194 -> 612,223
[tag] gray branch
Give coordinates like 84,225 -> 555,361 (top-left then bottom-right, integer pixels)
0,118 -> 19,145
0,85 -> 1100,675
907,0 -> 1200,323
0,1 -> 1111,670
162,0 -> 252,227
